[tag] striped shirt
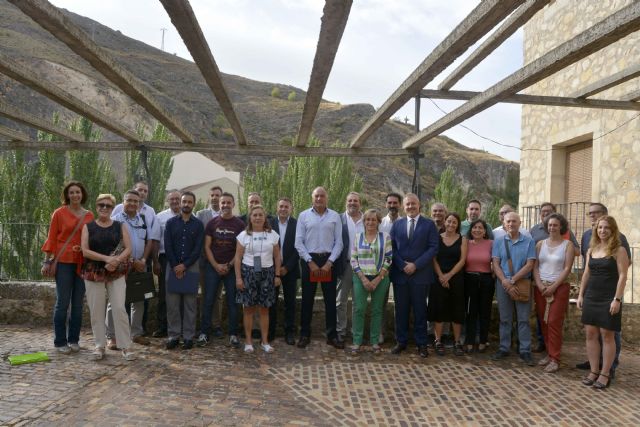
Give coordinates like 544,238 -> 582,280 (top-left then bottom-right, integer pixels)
350,231 -> 392,275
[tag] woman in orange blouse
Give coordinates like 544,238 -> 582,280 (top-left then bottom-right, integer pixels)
41,181 -> 94,354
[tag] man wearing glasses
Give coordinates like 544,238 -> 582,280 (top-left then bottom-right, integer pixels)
106,190 -> 156,349
575,203 -> 631,376
492,204 -> 531,240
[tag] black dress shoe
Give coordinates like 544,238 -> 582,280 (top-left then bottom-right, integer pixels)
182,340 -> 194,350
418,346 -> 429,358
166,338 -> 180,350
285,334 -> 296,345
391,343 -> 407,355
327,337 -> 345,349
297,336 -> 310,348
152,329 -> 167,338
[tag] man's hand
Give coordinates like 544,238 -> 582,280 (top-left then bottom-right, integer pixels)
133,259 -> 146,272
320,261 -> 332,273
214,262 -> 228,275
308,261 -> 320,273
280,266 -> 288,277
174,263 -> 186,279
403,262 -> 416,275
153,259 -> 161,275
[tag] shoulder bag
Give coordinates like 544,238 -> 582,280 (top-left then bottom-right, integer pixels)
43,210 -> 89,278
503,238 -> 531,302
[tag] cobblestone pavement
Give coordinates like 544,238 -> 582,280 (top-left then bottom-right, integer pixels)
1,325 -> 639,426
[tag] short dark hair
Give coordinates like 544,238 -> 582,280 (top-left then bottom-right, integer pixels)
540,202 -> 556,212
61,181 -> 88,205
209,186 -> 223,194
278,197 -> 292,205
589,202 -> 608,215
466,219 -> 489,240
467,199 -> 481,208
386,192 -> 402,203
445,212 -> 462,234
181,191 -> 196,202
134,180 -> 148,188
544,212 -> 569,235
221,192 -> 235,202
124,189 -> 140,199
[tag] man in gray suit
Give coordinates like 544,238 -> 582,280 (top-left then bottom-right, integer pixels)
195,186 -> 224,341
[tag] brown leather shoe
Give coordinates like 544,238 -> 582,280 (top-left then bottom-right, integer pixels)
132,336 -> 150,346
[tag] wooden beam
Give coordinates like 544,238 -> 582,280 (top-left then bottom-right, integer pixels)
438,0 -> 549,91
0,139 -> 410,157
9,0 -> 195,143
160,0 -> 247,145
0,52 -> 141,142
295,0 -> 352,147
421,89 -> 640,111
404,2 -> 640,149
0,100 -> 85,140
0,124 -> 31,141
572,63 -> 640,98
349,0 -> 522,148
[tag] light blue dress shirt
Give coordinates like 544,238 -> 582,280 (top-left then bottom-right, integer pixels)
295,207 -> 343,263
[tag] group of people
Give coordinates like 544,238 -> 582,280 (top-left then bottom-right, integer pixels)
42,181 -> 630,390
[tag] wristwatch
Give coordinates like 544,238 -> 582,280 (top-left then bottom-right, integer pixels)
614,297 -> 622,302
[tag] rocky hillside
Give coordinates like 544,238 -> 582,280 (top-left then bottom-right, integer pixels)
0,0 -> 518,206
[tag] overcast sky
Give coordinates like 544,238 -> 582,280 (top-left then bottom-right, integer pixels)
50,0 -> 524,161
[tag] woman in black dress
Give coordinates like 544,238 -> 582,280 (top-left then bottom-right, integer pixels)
429,212 -> 468,356
577,215 -> 629,389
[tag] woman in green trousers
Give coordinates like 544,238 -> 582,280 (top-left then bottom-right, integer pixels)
350,209 -> 392,354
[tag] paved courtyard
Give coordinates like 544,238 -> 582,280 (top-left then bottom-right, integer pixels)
1,325 -> 639,426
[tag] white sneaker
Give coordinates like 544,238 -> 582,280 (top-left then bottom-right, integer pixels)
69,343 -> 81,352
122,349 -> 137,361
261,343 -> 274,353
244,344 -> 254,353
56,346 -> 72,355
92,347 -> 105,361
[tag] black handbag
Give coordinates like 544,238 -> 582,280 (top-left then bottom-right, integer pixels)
125,271 -> 156,304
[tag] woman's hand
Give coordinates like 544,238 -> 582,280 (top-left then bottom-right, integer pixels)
236,278 -> 244,291
577,295 -> 583,310
610,299 -> 621,315
542,284 -> 556,297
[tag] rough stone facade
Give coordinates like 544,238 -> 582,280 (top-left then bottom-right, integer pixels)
520,0 -> 640,299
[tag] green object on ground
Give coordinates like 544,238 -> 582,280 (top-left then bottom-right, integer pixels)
8,352 -> 50,365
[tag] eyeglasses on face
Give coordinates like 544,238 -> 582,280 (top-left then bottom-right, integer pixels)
97,203 -> 114,209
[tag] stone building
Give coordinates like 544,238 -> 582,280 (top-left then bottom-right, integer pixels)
519,0 -> 639,298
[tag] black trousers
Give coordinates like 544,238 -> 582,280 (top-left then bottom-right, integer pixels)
464,272 -> 494,345
268,272 -> 298,338
300,253 -> 337,339
155,254 -> 168,332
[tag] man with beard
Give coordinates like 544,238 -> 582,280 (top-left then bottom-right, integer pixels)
198,193 -> 245,348
196,186 -> 224,340
336,192 -> 364,341
152,190 -> 181,338
164,192 -> 204,350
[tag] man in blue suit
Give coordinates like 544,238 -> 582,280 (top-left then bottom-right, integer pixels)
389,193 -> 439,357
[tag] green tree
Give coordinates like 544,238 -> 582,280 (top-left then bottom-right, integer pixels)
125,123 -> 174,211
270,87 -> 281,98
287,91 -> 297,101
241,136 -> 363,216
432,166 -> 468,217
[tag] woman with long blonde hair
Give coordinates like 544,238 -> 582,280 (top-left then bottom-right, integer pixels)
577,215 -> 629,389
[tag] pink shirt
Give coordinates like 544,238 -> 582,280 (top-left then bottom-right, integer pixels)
465,239 -> 493,273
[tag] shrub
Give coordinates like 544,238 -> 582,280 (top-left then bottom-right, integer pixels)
271,87 -> 280,98
287,91 -> 296,101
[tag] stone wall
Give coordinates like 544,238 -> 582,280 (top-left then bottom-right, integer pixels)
520,0 -> 640,299
2,281 -> 639,345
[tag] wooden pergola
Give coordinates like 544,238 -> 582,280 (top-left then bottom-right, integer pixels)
1,0 -> 639,195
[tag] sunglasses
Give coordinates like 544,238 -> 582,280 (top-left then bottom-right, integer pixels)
97,203 -> 114,209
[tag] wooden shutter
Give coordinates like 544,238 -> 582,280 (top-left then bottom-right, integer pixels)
564,141 -> 592,203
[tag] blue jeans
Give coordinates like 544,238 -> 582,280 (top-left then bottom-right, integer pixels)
201,264 -> 237,336
495,280 -> 531,354
53,262 -> 85,347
